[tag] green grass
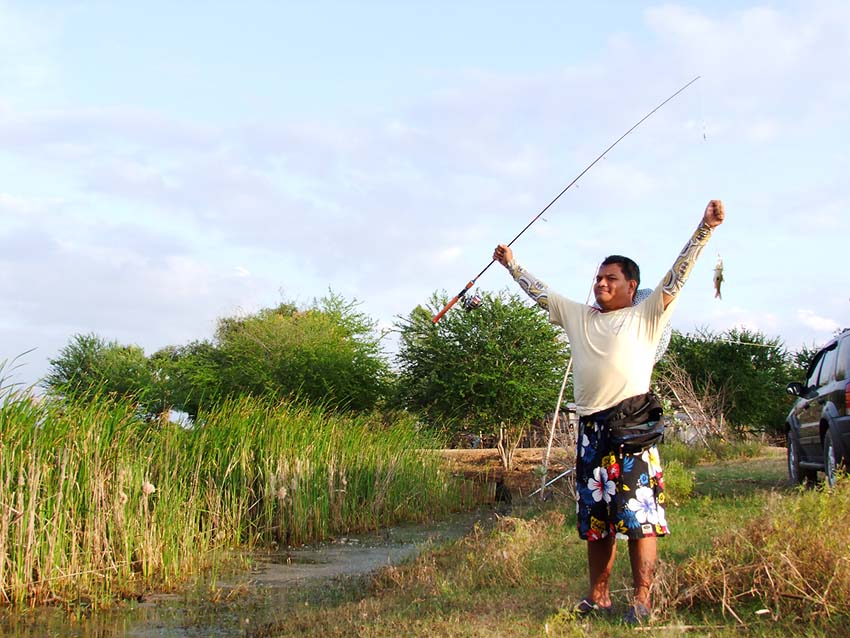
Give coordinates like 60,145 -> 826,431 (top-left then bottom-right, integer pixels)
0,390 -> 469,608
256,446 -> 849,638
662,437 -> 764,468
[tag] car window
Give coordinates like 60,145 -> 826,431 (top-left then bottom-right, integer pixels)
818,347 -> 838,385
807,356 -> 824,388
836,337 -> 849,381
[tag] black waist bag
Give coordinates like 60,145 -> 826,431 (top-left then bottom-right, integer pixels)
604,392 -> 665,454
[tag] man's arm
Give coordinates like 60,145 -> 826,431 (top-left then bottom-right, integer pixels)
493,244 -> 550,310
660,200 -> 725,309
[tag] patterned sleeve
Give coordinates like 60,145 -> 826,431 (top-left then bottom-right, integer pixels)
661,223 -> 713,298
506,259 -> 549,310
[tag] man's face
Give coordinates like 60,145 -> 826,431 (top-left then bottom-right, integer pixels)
593,263 -> 637,312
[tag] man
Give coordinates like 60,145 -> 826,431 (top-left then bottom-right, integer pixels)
493,200 -> 725,624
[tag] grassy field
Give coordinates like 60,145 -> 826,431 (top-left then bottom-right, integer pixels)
5,382 -> 848,638
0,390 -> 468,608
257,446 -> 850,638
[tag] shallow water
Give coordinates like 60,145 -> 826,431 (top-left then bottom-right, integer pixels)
0,510 -> 491,638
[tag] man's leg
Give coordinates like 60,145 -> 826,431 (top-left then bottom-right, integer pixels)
627,536 -> 657,607
587,535 -> 616,607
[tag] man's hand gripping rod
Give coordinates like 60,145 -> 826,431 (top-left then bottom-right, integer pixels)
432,75 -> 701,323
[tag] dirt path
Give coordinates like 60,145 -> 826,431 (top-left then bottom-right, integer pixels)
0,511 -> 493,638
437,446 -> 575,497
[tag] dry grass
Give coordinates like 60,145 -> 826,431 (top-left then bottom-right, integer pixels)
672,477 -> 850,622
259,447 -> 849,637
438,447 -> 574,497
375,510 -> 567,595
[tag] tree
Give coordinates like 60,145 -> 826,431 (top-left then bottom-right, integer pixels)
213,292 -> 392,412
148,341 -> 225,420
394,290 -> 570,469
44,333 -> 154,408
654,327 -> 795,435
788,341 -> 822,382
45,293 -> 392,417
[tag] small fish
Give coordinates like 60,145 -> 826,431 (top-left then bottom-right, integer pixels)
713,256 -> 724,299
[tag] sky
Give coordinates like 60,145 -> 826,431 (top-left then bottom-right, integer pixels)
1,0 -> 848,390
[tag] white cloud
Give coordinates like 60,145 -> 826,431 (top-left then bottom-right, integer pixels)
644,2 -> 850,136
748,118 -> 780,143
0,106 -> 215,152
584,160 -> 660,200
0,218 -> 274,368
0,192 -> 67,221
434,245 -> 462,265
682,304 -> 782,338
797,309 -> 840,334
0,3 -> 56,93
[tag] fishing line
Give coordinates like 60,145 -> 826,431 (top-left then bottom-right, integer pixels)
432,75 -> 702,323
686,337 -> 784,349
699,78 -> 708,141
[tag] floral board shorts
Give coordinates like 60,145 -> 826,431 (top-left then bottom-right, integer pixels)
576,417 -> 669,542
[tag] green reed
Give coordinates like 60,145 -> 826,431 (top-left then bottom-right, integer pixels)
0,390 -> 467,607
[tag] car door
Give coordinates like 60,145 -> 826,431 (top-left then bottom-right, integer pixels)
835,337 -> 850,454
799,344 -> 838,459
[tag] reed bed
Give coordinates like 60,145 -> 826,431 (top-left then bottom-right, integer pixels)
0,389 -> 466,607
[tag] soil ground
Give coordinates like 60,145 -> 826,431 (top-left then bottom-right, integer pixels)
438,445 -> 789,501
437,447 -> 575,498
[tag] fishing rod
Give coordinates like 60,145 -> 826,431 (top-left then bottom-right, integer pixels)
431,75 -> 702,324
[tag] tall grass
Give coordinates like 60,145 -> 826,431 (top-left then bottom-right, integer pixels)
674,477 -> 850,620
0,389 -> 466,607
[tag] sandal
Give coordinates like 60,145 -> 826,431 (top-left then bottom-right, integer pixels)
572,597 -> 613,617
622,602 -> 651,625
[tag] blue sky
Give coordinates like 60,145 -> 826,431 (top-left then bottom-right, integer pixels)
1,1 -> 848,389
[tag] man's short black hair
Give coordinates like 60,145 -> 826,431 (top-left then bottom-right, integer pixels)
601,255 -> 640,287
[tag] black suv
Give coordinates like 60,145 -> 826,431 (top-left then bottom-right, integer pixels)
785,328 -> 850,486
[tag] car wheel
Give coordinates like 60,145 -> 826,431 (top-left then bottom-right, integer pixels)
787,431 -> 802,484
824,430 -> 840,488
787,430 -> 815,485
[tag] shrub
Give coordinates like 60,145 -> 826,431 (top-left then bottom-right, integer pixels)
663,460 -> 695,504
707,438 -> 762,462
394,291 -> 569,469
661,439 -> 705,468
656,328 -> 796,435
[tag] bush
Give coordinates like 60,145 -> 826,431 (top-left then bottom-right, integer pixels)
663,459 -> 695,504
47,292 -> 393,419
394,290 -> 569,469
213,292 -> 391,412
43,333 -> 156,411
707,438 -> 762,462
656,328 -> 796,435
662,439 -> 705,468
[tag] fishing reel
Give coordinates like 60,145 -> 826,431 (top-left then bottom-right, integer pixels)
462,294 -> 483,311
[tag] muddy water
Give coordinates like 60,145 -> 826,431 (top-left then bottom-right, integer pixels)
0,510 -> 492,638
